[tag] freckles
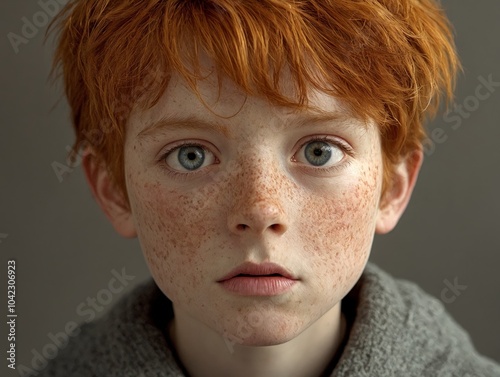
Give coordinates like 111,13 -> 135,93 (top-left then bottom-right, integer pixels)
134,180 -> 218,264
301,169 -> 380,261
135,182 -> 214,299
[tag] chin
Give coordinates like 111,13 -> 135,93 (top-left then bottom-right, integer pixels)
241,335 -> 297,348
219,316 -> 306,349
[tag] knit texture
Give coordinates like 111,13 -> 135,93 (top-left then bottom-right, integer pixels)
36,263 -> 500,377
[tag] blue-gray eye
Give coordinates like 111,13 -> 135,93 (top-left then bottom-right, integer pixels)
177,146 -> 205,170
295,140 -> 345,167
304,141 -> 337,166
164,144 -> 216,172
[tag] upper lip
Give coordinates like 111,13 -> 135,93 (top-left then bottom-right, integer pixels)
217,262 -> 298,282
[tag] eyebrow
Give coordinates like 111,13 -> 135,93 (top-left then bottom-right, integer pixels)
137,115 -> 233,140
136,112 -> 360,141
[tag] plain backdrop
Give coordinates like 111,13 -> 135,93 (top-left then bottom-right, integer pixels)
1,1 -> 499,376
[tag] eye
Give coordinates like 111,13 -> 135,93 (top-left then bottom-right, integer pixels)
163,143 -> 216,172
295,138 -> 346,168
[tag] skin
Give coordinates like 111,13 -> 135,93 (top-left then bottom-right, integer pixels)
84,59 -> 422,377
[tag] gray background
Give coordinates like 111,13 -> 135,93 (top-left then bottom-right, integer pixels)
1,1 -> 499,375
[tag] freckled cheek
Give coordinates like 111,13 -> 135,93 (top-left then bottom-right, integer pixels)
129,184 -> 222,296
299,183 -> 379,276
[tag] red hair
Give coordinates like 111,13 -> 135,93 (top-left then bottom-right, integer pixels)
49,0 -> 459,203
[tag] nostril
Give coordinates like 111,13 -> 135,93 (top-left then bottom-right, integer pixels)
270,223 -> 284,232
235,223 -> 285,233
236,224 -> 248,231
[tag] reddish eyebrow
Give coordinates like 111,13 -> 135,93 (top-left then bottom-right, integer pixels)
136,112 -> 361,141
137,116 -> 231,140
292,113 -> 356,129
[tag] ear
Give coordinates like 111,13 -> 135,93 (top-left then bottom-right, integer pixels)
82,148 -> 137,238
375,149 -> 423,234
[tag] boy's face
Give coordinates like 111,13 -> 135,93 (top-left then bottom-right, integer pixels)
105,60 -> 412,346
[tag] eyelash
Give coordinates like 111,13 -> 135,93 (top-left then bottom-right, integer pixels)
293,136 -> 354,174
158,136 -> 354,180
158,142 -> 217,181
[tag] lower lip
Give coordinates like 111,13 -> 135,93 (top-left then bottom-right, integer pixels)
218,276 -> 297,296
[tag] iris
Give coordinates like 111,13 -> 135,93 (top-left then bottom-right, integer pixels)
304,141 -> 333,166
178,146 -> 205,170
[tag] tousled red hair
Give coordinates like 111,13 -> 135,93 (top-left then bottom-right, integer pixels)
49,0 -> 459,203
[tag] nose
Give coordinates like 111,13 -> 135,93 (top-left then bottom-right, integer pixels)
228,199 -> 287,235
226,159 -> 289,237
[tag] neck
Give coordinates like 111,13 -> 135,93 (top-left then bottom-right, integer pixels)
168,303 -> 346,377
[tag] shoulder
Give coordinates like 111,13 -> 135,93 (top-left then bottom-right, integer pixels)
334,263 -> 500,377
34,279 -> 183,377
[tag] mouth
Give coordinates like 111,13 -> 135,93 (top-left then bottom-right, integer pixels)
217,262 -> 298,282
217,262 -> 299,296
236,273 -> 283,277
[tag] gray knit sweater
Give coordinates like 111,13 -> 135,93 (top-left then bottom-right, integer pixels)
36,263 -> 500,376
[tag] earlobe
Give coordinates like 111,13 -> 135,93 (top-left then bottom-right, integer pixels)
82,148 -> 137,238
375,149 -> 423,234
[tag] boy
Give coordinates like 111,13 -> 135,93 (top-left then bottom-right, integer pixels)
42,0 -> 500,376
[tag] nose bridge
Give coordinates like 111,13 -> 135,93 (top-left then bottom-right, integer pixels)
232,146 -> 284,200
226,147 -> 289,235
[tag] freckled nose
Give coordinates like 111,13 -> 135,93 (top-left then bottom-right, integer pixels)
226,151 -> 293,236
228,199 -> 288,236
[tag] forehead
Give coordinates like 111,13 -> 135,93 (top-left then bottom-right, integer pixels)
131,84 -> 372,150
128,68 -> 365,140
125,51 -> 376,144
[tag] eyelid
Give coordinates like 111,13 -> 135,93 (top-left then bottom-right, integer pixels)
158,141 -> 219,174
292,135 -> 354,160
290,135 -> 354,175
158,140 -> 218,160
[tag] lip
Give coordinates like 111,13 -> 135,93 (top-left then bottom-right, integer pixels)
217,262 -> 299,296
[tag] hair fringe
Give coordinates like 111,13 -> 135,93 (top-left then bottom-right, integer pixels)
48,0 -> 460,202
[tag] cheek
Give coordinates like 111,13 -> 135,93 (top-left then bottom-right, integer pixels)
299,168 -> 381,282
127,179 -> 219,299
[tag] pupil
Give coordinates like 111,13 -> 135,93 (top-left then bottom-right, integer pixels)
179,146 -> 205,170
314,149 -> 322,156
